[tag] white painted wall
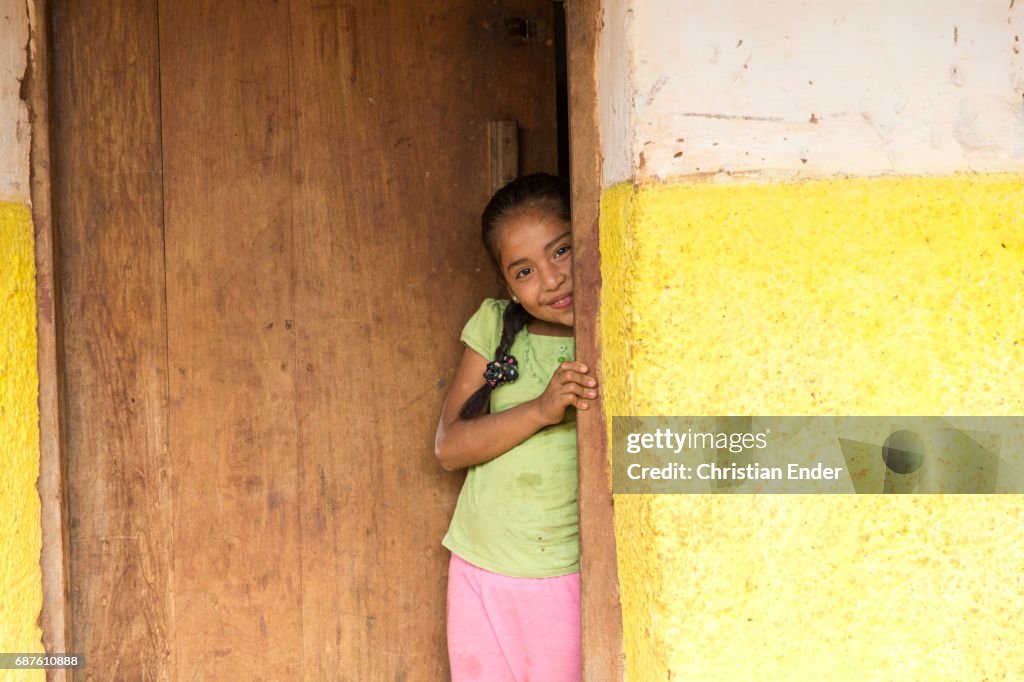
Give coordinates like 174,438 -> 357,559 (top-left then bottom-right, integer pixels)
598,0 -> 635,186
619,0 -> 1024,180
0,0 -> 30,202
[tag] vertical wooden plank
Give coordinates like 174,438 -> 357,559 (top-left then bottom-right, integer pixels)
489,120 -> 520,194
28,1 -> 72,676
287,0 -> 557,678
159,1 -> 301,677
49,0 -> 175,676
565,0 -> 627,679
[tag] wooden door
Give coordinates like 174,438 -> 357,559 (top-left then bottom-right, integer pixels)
50,0 -> 557,678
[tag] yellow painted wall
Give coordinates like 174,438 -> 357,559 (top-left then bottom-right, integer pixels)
0,200 -> 45,680
602,174 -> 1024,680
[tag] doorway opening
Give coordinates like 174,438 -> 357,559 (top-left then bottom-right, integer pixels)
34,0 -> 620,679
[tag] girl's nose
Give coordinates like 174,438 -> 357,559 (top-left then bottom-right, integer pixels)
542,264 -> 567,289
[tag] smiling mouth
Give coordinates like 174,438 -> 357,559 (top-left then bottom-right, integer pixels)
548,294 -> 574,309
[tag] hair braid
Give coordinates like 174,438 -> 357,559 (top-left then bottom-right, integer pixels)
458,302 -> 532,419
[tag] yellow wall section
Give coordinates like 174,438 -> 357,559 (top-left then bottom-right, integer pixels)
0,201 -> 45,679
599,184 -> 666,680
602,174 -> 1024,681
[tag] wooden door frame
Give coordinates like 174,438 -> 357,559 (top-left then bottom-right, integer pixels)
565,0 -> 626,679
29,0 -> 73,678
31,0 -> 621,678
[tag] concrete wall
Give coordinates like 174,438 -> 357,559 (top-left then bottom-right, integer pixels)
0,0 -> 45,675
631,0 -> 1024,180
599,0 -> 633,185
598,2 -> 1024,679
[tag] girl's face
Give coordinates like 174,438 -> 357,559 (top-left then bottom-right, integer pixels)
494,210 -> 574,331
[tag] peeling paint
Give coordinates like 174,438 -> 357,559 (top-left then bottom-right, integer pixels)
950,63 -> 966,87
0,1 -> 31,203
599,0 -> 635,184
624,0 -> 1024,180
677,111 -> 786,123
953,97 -> 1001,155
644,74 -> 667,106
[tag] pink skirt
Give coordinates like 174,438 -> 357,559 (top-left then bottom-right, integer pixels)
446,553 -> 582,682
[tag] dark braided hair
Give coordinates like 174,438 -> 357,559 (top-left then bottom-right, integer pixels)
459,173 -> 571,419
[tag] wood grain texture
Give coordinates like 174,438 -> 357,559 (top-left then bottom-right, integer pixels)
566,0 -> 627,679
28,1 -> 72,676
288,1 -> 556,678
49,0 -> 175,677
52,0 -> 556,677
159,1 -> 303,677
489,120 -> 520,194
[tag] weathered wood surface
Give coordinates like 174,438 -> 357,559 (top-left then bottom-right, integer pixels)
52,0 -> 556,678
565,0 -> 627,679
287,2 -> 555,678
50,0 -> 176,677
159,1 -> 304,677
29,1 -> 72,678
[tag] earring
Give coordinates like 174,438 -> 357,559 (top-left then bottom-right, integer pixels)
512,295 -> 519,303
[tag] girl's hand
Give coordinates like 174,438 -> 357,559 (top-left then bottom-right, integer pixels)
534,361 -> 599,425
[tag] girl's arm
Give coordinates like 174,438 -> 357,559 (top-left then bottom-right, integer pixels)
434,346 -> 598,471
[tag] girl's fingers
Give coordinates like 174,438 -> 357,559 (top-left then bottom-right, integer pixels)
539,364 -> 599,421
556,369 -> 598,389
561,385 -> 597,405
560,361 -> 588,374
558,362 -> 596,379
559,382 -> 597,399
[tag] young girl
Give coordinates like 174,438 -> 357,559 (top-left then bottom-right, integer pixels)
435,173 -> 597,682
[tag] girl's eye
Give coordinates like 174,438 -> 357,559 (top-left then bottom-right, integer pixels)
515,267 -> 533,279
554,245 -> 572,258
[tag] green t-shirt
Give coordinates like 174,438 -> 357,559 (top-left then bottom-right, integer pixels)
442,298 -> 580,578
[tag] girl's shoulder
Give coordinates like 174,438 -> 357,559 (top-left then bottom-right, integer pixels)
474,297 -> 510,318
461,298 -> 511,358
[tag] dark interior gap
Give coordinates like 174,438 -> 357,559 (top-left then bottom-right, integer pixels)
553,0 -> 569,179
